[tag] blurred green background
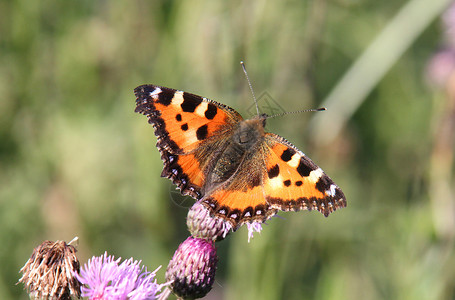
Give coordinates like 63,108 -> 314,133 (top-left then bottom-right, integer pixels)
2,0 -> 455,299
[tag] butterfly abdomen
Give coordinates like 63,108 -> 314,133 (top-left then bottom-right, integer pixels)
203,119 -> 265,192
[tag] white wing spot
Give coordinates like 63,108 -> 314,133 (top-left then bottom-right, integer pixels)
326,184 -> 337,197
171,90 -> 185,106
269,175 -> 284,190
184,128 -> 198,145
149,87 -> 162,98
288,153 -> 301,168
195,101 -> 208,117
308,168 -> 323,183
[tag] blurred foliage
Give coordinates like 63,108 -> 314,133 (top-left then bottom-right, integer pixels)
2,0 -> 455,299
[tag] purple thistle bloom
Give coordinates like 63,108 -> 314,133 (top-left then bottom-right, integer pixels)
246,221 -> 263,242
426,48 -> 455,88
165,237 -> 218,299
75,252 -> 166,300
187,202 -> 232,241
187,201 -> 266,242
426,2 -> 455,89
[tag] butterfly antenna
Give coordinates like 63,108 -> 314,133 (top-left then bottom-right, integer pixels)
241,61 -> 260,116
267,107 -> 327,119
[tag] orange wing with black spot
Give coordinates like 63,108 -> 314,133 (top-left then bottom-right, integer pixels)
263,133 -> 346,217
134,85 -> 243,199
200,132 -> 346,228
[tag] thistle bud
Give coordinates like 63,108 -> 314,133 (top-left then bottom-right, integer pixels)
165,237 -> 218,299
187,202 -> 232,241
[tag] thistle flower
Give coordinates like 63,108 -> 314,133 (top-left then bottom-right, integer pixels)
246,221 -> 263,243
165,237 -> 218,299
75,252 -> 166,300
426,49 -> 455,88
426,2 -> 455,88
187,202 -> 232,241
187,201 -> 265,242
18,239 -> 81,300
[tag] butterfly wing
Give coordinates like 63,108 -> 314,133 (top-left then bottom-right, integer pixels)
201,146 -> 276,228
263,133 -> 346,216
201,132 -> 346,228
134,85 -> 243,199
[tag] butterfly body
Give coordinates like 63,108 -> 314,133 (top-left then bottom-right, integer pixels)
207,116 -> 265,186
135,85 -> 346,229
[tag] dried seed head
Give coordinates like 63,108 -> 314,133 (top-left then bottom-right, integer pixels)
18,239 -> 81,300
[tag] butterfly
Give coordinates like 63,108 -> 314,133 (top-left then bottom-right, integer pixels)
134,84 -> 346,229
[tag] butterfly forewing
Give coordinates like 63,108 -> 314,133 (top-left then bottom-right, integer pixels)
134,85 -> 242,198
135,85 -> 242,154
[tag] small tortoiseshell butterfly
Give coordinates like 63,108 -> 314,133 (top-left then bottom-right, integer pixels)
134,83 -> 346,229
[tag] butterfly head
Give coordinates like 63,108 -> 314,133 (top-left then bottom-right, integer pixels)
237,116 -> 267,145
258,113 -> 268,128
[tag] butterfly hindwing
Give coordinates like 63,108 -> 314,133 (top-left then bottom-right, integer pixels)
200,132 -> 346,228
264,133 -> 346,216
201,141 -> 275,225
